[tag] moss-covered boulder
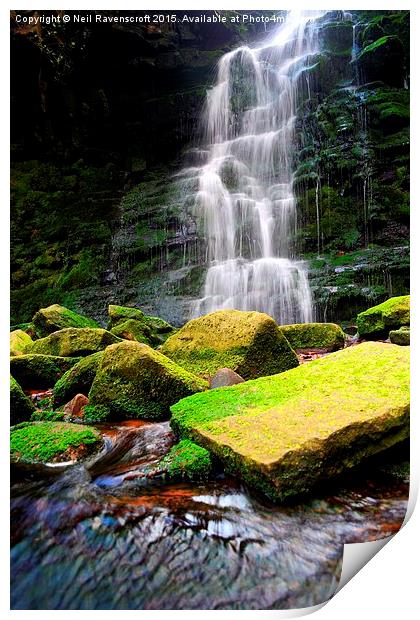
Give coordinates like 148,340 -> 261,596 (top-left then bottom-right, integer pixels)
53,351 -> 104,407
171,342 -> 409,502
29,328 -> 121,357
107,305 -> 175,346
389,326 -> 410,346
10,421 -> 101,463
10,376 -> 36,425
159,439 -> 212,482
32,304 -> 99,338
279,322 -> 346,351
88,341 -> 207,420
10,354 -> 80,390
356,295 -> 410,338
160,310 -> 299,379
10,329 -> 33,357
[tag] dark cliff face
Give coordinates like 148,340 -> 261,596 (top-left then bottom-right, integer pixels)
10,10 -> 409,326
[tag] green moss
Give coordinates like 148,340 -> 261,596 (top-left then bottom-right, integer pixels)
53,351 -> 104,406
82,404 -> 111,423
10,376 -> 36,425
161,310 -> 298,379
88,341 -> 207,420
10,421 -> 101,463
279,323 -> 346,351
170,342 -> 409,502
110,319 -> 153,345
108,305 -> 175,346
356,295 -> 409,337
30,409 -> 65,422
160,439 -> 212,482
30,328 -> 121,357
10,354 -> 80,389
389,326 -> 410,346
32,304 -> 99,338
10,330 -> 33,356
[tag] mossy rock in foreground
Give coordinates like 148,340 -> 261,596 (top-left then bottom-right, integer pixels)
10,329 -> 33,357
160,309 -> 298,379
279,322 -> 346,351
170,342 -> 409,503
32,304 -> 99,338
88,341 -> 208,420
10,376 -> 35,425
389,326 -> 410,346
29,328 -> 121,357
10,354 -> 81,389
356,295 -> 410,338
53,351 -> 104,407
10,421 -> 102,463
160,439 -> 212,482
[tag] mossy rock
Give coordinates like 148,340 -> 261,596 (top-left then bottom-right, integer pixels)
88,341 -> 208,421
29,328 -> 121,357
160,310 -> 299,379
108,305 -> 175,346
356,295 -> 409,338
10,421 -> 102,463
389,326 -> 410,346
10,329 -> 33,357
10,376 -> 36,425
170,342 -> 409,503
32,304 -> 99,338
279,323 -> 346,352
160,439 -> 212,482
53,351 -> 104,407
10,354 -> 81,390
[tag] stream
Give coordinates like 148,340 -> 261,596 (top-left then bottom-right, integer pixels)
11,419 -> 408,610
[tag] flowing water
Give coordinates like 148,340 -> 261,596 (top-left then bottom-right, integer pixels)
178,11 -> 326,323
11,420 -> 408,610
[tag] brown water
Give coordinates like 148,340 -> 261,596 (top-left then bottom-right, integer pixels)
10,420 -> 409,610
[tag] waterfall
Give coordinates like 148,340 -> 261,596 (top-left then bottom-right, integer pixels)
181,11 -> 326,325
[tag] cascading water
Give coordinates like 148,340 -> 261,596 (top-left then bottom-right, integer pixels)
179,11 -> 327,324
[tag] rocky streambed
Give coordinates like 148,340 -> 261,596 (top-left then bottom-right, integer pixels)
11,419 -> 408,610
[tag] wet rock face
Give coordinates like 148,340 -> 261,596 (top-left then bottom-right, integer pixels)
210,368 -> 245,389
171,342 -> 409,502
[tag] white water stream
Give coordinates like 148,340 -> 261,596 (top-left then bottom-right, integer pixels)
179,11 -> 327,324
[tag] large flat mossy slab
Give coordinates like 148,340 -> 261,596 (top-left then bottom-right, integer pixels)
356,295 -> 409,338
32,304 -> 99,338
10,421 -> 102,463
29,328 -> 121,357
161,309 -> 298,379
171,342 -> 409,502
279,322 -> 345,351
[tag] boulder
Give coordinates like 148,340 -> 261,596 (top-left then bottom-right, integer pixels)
107,305 -> 175,346
171,342 -> 409,502
279,322 -> 346,351
53,351 -> 104,407
62,394 -> 90,419
160,310 -> 299,379
32,304 -> 99,338
10,376 -> 36,425
10,354 -> 80,389
356,295 -> 409,338
29,328 -> 121,357
88,341 -> 208,420
10,421 -> 101,463
10,329 -> 33,356
389,326 -> 410,346
210,368 -> 245,389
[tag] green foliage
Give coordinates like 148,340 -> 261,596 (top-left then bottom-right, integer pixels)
83,404 -> 111,423
161,439 -> 212,482
10,421 -> 101,463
